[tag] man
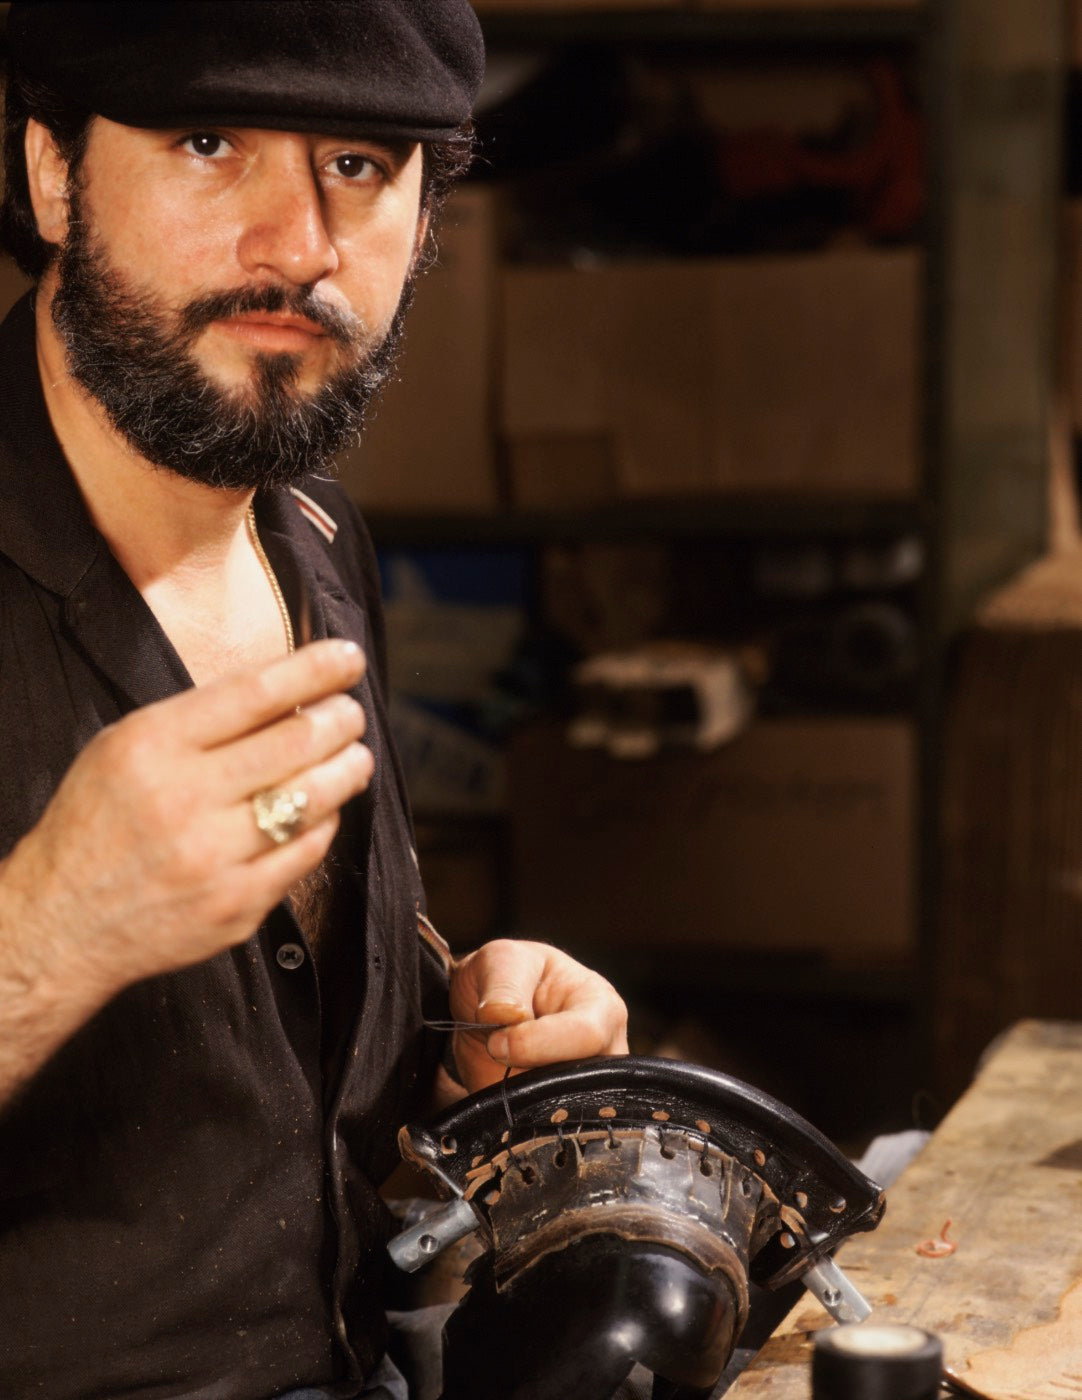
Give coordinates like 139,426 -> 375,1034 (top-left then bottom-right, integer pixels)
0,3 -> 627,1397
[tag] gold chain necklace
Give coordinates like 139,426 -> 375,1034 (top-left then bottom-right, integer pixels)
245,504 -> 295,655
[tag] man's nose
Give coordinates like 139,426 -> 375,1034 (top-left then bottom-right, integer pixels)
235,151 -> 338,287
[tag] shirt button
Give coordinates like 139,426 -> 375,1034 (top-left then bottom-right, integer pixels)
276,942 -> 306,971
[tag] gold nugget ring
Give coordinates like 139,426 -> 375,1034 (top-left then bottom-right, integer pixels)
251,786 -> 309,845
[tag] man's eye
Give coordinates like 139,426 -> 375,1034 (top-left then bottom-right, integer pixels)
333,153 -> 379,181
183,133 -> 225,158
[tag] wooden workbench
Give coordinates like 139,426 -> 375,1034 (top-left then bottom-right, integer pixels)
728,1020 -> 1082,1400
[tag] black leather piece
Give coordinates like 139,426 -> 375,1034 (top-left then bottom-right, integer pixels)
402,1055 -> 884,1289
396,1057 -> 886,1400
439,1236 -> 740,1400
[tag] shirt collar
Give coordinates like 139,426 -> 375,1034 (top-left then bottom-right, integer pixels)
0,291 -> 106,598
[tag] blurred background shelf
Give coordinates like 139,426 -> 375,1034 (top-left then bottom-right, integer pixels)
475,6 -> 929,49
0,0 -> 1058,1148
333,0 -> 1065,1140
367,498 -> 928,546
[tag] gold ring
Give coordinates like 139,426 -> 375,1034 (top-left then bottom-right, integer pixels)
251,786 -> 309,845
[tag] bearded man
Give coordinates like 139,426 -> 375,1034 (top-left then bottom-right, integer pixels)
0,4 -> 627,1398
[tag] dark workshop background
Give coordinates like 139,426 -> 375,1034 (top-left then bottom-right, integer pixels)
1,0 -> 1079,1151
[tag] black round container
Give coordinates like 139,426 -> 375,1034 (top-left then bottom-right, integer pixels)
813,1323 -> 943,1400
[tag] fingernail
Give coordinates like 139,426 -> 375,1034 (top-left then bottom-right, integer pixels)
338,640 -> 362,661
477,998 -> 527,1018
487,1032 -> 510,1064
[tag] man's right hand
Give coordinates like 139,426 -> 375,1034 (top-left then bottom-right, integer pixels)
0,638 -> 371,1101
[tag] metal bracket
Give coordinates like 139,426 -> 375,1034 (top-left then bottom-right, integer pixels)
387,1196 -> 480,1274
800,1255 -> 872,1324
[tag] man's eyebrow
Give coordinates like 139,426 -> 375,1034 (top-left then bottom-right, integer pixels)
331,135 -> 415,164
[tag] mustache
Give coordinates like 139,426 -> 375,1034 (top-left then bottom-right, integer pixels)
178,284 -> 363,348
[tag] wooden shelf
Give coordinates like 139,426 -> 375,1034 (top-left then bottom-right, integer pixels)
366,496 -> 926,549
477,6 -> 928,49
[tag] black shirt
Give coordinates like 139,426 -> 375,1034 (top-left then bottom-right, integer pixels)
0,293 -> 449,1400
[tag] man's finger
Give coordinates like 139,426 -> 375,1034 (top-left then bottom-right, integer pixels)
212,692 -> 367,801
236,814 -> 342,912
238,741 -> 374,859
170,640 -> 366,749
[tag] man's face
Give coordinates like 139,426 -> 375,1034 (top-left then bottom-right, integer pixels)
46,118 -> 428,488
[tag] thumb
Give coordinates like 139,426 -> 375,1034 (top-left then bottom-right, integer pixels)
454,940 -> 540,1021
477,993 -> 531,1024
478,999 -> 531,1066
451,940 -> 542,1064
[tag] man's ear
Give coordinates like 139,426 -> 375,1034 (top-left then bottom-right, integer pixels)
24,117 -> 74,249
410,209 -> 432,274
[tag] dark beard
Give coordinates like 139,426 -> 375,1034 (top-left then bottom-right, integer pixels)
50,197 -> 412,490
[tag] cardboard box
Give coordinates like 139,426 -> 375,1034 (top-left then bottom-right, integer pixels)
379,546 -> 527,703
502,248 -> 921,502
336,186 -> 500,512
508,716 -> 915,962
390,695 -> 506,815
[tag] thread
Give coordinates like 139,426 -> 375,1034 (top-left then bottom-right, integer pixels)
422,1019 -> 514,1034
421,1018 -> 518,1134
499,1064 -> 514,1134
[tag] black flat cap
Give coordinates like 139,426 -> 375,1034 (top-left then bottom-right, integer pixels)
6,1 -> 485,141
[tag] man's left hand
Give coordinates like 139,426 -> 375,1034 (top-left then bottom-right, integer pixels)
446,939 -> 629,1095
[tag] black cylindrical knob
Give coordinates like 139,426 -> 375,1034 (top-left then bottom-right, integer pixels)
813,1323 -> 943,1400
